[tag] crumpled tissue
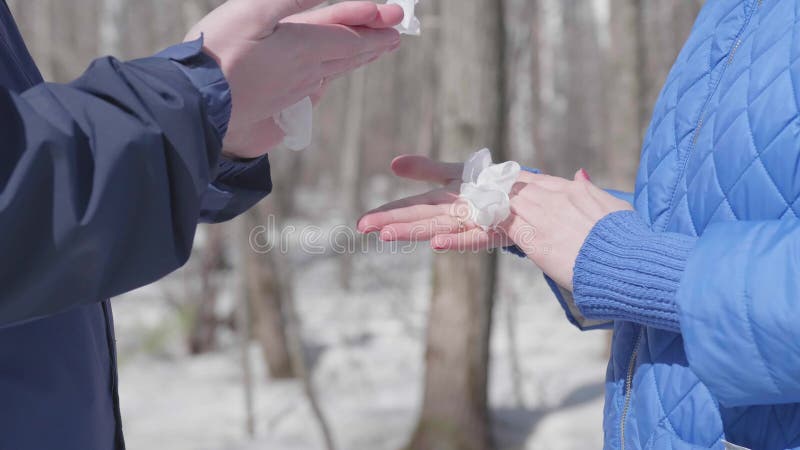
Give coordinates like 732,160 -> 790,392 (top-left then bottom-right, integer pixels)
387,0 -> 421,36
460,148 -> 521,230
274,97 -> 313,151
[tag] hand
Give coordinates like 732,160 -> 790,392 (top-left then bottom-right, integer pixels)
357,155 -> 472,239
186,0 -> 403,158
357,156 -> 633,290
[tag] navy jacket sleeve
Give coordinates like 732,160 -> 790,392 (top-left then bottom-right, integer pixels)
0,50 -> 226,326
200,155 -> 272,223
157,39 -> 273,224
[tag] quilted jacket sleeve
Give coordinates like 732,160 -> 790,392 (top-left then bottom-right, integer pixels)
676,219 -> 800,407
573,210 -> 800,406
0,53 -> 222,327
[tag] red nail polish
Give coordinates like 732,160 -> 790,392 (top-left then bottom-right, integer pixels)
580,168 -> 591,181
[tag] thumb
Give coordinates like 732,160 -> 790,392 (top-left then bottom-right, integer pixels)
391,155 -> 464,185
236,0 -> 326,37
574,168 -> 591,182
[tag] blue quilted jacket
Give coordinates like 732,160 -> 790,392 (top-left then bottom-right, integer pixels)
551,1 -> 800,448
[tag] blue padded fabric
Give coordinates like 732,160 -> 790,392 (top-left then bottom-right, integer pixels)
567,1 -> 800,448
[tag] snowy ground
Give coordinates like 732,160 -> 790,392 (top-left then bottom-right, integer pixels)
113,244 -> 608,450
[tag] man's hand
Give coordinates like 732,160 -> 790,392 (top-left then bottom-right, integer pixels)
187,0 -> 403,158
358,156 -> 632,290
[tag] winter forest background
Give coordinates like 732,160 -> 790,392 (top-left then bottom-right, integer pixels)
8,1 -> 704,449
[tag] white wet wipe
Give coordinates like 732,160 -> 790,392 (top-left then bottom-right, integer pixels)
274,97 -> 313,151
387,0 -> 421,36
460,148 -> 521,230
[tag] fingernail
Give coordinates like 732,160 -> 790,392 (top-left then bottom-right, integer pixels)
580,168 -> 591,181
432,238 -> 449,250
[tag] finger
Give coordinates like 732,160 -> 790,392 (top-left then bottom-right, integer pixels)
321,49 -> 385,80
296,23 -> 400,60
288,77 -> 328,104
498,213 -> 538,252
260,0 -> 327,32
573,169 -> 613,208
228,0 -> 326,38
526,173 -> 571,191
574,168 -> 591,182
430,229 -> 511,252
363,189 -> 457,215
379,215 -> 478,242
391,155 -> 463,184
367,3 -> 405,28
510,183 -> 553,209
309,84 -> 327,106
286,47 -> 387,98
361,204 -> 450,233
358,192 -> 456,232
285,2 -> 404,29
511,177 -> 574,204
516,170 -> 553,184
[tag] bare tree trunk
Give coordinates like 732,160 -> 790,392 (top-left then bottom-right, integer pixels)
242,206 -> 295,379
236,218 -> 256,437
639,1 -> 702,124
188,224 -> 224,354
603,0 -> 701,190
503,0 -> 537,164
504,291 -> 525,408
407,1 -> 505,449
12,0 -> 54,80
535,0 -> 566,177
563,0 -> 605,177
100,0 -> 123,57
338,67 -> 367,290
282,266 -> 337,450
242,202 -> 336,448
604,0 -> 643,189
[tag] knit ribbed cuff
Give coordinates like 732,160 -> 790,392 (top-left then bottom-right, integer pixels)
572,210 -> 696,333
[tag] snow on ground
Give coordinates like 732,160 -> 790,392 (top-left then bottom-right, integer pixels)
113,206 -> 608,450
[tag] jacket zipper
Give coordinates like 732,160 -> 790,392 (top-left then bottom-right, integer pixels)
618,2 -> 763,448
659,0 -> 760,232
620,327 -> 643,450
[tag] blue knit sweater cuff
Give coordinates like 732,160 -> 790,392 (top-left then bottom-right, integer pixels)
572,210 -> 696,333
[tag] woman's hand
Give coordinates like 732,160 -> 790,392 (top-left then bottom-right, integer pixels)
500,169 -> 633,290
358,155 -> 633,290
187,0 -> 403,158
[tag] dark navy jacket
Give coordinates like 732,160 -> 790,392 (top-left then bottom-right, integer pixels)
0,2 -> 271,449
